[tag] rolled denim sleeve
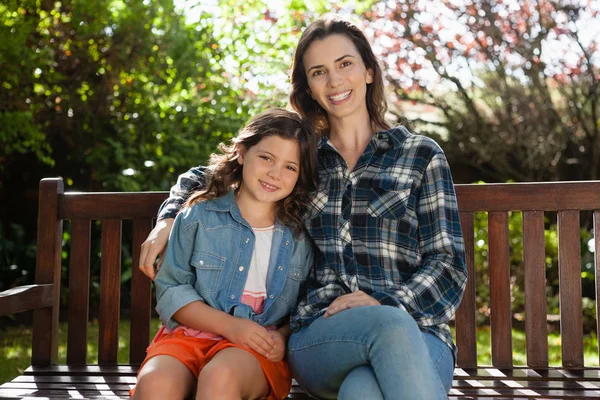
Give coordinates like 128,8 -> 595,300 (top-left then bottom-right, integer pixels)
155,207 -> 204,329
157,166 -> 208,221
370,153 -> 467,326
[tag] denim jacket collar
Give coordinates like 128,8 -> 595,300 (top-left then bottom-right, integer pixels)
205,190 -> 286,236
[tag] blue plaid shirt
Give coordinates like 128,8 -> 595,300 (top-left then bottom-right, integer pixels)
158,126 -> 467,356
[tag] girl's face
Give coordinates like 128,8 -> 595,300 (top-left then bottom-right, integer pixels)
303,34 -> 373,122
237,135 -> 300,206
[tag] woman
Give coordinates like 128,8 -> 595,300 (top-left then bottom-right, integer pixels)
140,15 -> 466,400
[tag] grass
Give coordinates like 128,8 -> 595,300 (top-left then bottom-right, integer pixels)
1,322 -> 598,384
0,318 -> 162,385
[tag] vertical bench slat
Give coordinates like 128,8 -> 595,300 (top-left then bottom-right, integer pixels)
130,219 -> 153,364
558,210 -> 584,367
488,211 -> 512,367
456,212 -> 477,367
522,211 -> 548,367
595,210 -> 600,366
32,178 -> 64,365
67,219 -> 91,365
99,219 -> 122,365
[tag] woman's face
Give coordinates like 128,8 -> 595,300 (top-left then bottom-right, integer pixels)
303,34 -> 373,122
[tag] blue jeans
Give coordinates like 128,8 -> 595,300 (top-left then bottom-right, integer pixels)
287,306 -> 454,400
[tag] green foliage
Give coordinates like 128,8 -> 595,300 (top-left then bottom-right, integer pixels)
0,318 -> 163,384
0,223 -> 36,292
365,1 -> 600,183
468,326 -> 599,367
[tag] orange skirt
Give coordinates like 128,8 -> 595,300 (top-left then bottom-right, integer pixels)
133,330 -> 291,400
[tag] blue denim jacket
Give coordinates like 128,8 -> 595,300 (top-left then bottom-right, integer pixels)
155,190 -> 314,330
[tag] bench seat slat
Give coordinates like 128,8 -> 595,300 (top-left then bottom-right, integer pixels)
129,219 -> 153,364
522,211 -> 549,367
457,212 -> 478,368
67,219 -> 91,365
488,212 -> 512,367
99,220 -> 122,365
558,210 -> 584,367
595,210 -> 600,366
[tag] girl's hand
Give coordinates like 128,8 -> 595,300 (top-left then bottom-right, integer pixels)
223,318 -> 275,357
324,290 -> 381,318
266,330 -> 287,362
139,218 -> 174,280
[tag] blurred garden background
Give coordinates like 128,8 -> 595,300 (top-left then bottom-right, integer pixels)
1,0 -> 600,384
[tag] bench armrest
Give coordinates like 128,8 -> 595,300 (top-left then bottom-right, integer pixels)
0,284 -> 54,316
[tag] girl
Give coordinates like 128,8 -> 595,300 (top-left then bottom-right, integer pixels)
140,15 -> 466,400
133,108 -> 318,400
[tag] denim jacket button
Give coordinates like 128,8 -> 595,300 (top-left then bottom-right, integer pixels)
285,241 -> 289,246
245,238 -> 250,243
278,265 -> 283,270
238,266 -> 244,272
269,294 -> 274,299
230,295 -> 235,299
199,260 -> 204,266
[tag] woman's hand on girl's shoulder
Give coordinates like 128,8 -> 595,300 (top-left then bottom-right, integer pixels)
139,218 -> 175,280
324,290 -> 381,318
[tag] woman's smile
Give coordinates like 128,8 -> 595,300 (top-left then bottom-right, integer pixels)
328,90 -> 352,104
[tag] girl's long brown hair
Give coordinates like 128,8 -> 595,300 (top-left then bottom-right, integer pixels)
289,15 -> 391,137
185,108 -> 318,236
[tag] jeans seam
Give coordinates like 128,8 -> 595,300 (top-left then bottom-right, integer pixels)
289,339 -> 368,353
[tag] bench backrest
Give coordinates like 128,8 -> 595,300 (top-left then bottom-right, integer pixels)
32,178 -> 600,369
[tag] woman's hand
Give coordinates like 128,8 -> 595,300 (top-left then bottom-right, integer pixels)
324,290 -> 381,318
139,218 -> 174,280
223,318 -> 275,358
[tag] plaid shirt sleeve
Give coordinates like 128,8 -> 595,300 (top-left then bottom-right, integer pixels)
157,166 -> 208,221
370,153 -> 467,327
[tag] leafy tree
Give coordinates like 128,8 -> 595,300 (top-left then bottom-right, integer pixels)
364,0 -> 600,183
0,0 -> 251,291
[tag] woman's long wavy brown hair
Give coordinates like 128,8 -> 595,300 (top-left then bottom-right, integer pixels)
185,108 -> 318,236
289,15 -> 391,137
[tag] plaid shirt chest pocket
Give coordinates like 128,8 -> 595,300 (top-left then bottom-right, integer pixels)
366,177 -> 413,220
191,250 -> 226,294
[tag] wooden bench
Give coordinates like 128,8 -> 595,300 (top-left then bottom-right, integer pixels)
1,177 -> 600,399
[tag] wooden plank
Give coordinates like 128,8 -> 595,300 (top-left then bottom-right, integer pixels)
59,192 -> 167,219
98,220 -> 122,365
557,210 -> 584,367
595,210 -> 600,366
455,181 -> 600,212
522,211 -> 548,367
32,178 -> 64,365
24,365 -> 138,376
12,375 -> 136,383
129,219 -> 153,364
0,284 -> 53,316
67,219 -> 91,365
488,211 -> 513,367
456,212 -> 477,367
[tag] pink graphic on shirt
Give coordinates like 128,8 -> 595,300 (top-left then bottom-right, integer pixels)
153,290 -> 273,342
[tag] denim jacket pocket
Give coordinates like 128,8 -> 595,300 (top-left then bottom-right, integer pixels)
191,250 -> 226,294
367,178 -> 413,220
278,265 -> 306,307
